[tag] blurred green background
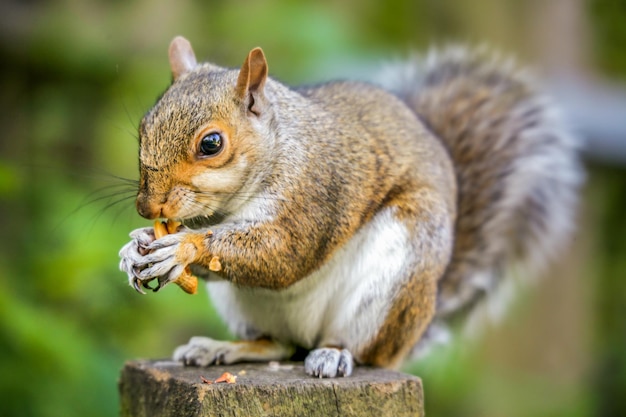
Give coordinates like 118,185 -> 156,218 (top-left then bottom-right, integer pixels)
1,0 -> 625,416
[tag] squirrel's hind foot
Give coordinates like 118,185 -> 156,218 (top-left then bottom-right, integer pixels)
173,336 -> 293,367
304,347 -> 354,378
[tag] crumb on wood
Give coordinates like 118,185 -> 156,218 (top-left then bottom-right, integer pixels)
214,372 -> 237,384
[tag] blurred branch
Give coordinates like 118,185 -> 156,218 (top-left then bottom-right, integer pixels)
550,76 -> 626,165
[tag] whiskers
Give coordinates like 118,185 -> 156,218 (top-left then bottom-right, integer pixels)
179,188 -> 291,228
87,181 -> 138,217
193,189 -> 289,205
182,191 -> 230,227
56,172 -> 139,233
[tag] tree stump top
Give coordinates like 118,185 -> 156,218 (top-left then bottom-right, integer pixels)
119,360 -> 424,417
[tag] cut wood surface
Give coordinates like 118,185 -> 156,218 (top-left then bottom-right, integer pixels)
119,360 -> 424,417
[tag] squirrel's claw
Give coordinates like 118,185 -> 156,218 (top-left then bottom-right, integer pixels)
154,275 -> 170,292
132,264 -> 186,294
155,265 -> 187,290
132,277 -> 147,295
131,274 -> 164,294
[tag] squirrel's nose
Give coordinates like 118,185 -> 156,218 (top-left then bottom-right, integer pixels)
136,195 -> 161,219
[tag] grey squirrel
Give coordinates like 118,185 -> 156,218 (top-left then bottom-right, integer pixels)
119,36 -> 583,378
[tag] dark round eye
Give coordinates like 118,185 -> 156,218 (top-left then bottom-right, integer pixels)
199,132 -> 223,156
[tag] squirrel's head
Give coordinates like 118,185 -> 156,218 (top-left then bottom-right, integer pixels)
136,36 -> 273,224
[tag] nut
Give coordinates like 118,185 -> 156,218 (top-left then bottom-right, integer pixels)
153,219 -> 199,295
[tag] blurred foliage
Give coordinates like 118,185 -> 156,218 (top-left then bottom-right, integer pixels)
589,0 -> 626,80
0,0 -> 624,416
585,164 -> 626,417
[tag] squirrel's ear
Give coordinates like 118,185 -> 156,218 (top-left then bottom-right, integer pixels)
169,36 -> 197,80
236,47 -> 268,115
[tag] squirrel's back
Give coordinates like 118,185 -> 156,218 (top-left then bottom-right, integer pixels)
379,46 -> 583,341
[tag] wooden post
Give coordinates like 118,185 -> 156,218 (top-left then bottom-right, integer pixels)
119,360 -> 424,417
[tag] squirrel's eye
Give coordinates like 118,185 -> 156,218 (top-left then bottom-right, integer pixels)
199,132 -> 223,156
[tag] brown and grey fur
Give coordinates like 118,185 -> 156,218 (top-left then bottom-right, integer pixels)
119,38 -> 582,377
378,46 -> 583,349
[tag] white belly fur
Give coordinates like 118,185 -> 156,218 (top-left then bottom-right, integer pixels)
207,208 -> 412,354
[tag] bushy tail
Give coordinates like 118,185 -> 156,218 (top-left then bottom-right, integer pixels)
379,46 -> 584,342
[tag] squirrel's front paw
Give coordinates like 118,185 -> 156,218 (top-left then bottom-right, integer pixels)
305,348 -> 354,378
119,227 -> 200,293
119,227 -> 156,293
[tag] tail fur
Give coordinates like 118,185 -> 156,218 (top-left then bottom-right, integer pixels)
378,46 -> 584,347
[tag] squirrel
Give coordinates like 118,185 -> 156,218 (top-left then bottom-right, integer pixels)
119,36 -> 583,378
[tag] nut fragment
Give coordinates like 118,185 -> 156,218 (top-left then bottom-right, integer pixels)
153,219 -> 199,295
209,256 -> 222,272
214,372 -> 237,384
